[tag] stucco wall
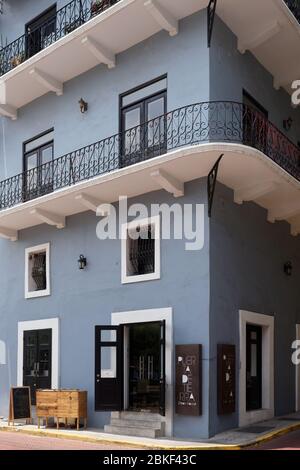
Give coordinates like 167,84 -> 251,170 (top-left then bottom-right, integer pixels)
209,182 -> 300,436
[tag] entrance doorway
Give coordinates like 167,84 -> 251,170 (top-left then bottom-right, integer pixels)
246,324 -> 262,411
95,320 -> 166,416
128,322 -> 161,412
23,329 -> 52,405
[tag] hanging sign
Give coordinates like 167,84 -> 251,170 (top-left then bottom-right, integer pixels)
175,345 -> 202,416
217,344 -> 236,414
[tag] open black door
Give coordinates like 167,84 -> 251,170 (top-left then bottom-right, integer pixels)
159,320 -> 166,416
95,325 -> 123,411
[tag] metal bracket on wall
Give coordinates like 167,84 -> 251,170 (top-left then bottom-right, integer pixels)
207,154 -> 224,218
207,0 -> 217,48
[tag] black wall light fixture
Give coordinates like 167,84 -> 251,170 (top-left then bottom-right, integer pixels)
79,98 -> 88,113
284,261 -> 293,277
78,254 -> 87,270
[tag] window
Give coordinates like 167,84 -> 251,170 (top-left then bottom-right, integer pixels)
120,77 -> 167,167
25,5 -> 57,58
23,129 -> 54,201
122,216 -> 160,284
25,243 -> 50,298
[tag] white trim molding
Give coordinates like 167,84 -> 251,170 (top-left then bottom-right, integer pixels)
25,243 -> 50,299
17,318 -> 60,390
239,310 -> 274,427
112,307 -> 173,437
121,215 -> 161,284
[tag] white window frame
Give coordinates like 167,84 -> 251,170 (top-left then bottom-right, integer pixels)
25,243 -> 50,299
17,318 -> 60,390
121,215 -> 160,284
239,310 -> 274,427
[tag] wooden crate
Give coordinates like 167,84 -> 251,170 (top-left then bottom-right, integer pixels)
36,389 -> 87,430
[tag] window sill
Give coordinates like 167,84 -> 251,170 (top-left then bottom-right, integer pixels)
25,289 -> 50,299
122,272 -> 160,285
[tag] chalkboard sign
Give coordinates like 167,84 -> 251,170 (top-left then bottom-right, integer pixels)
9,387 -> 32,425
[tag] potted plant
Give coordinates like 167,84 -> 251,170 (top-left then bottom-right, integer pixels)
91,0 -> 106,18
10,53 -> 25,67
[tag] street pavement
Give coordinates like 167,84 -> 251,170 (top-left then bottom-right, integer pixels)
249,429 -> 300,450
0,430 -> 143,450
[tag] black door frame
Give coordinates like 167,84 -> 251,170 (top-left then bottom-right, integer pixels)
25,4 -> 57,59
23,329 -> 52,405
246,324 -> 262,411
95,320 -> 166,416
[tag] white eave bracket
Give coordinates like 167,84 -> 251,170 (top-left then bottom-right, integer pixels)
29,68 -> 63,96
30,208 -> 66,229
75,193 -> 110,215
238,21 -> 281,54
144,0 -> 178,37
234,181 -> 279,205
81,36 -> 116,69
0,103 -> 17,120
151,169 -> 184,198
268,202 -> 300,223
0,227 -> 18,241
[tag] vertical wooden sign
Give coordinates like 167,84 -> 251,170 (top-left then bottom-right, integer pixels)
217,344 -> 236,414
175,345 -> 202,416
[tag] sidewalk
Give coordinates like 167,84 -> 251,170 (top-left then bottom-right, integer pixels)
1,412 -> 300,450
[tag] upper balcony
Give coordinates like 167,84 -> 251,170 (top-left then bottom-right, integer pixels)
0,101 -> 299,240
0,0 -> 203,119
0,0 -> 299,118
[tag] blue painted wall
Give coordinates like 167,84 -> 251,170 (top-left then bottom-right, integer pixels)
0,178 -> 211,438
209,182 -> 300,436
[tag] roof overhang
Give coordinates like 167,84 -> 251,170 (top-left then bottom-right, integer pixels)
217,0 -> 300,95
0,143 -> 299,240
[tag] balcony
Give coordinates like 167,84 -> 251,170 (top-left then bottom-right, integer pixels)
0,0 -> 121,77
285,0 -> 300,22
0,101 -> 299,240
0,0 -> 204,118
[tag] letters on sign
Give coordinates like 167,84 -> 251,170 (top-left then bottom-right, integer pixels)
175,345 -> 202,416
217,344 -> 236,414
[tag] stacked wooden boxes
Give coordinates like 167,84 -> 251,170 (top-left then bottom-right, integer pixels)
36,390 -> 87,430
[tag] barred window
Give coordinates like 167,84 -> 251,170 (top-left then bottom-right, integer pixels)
128,224 -> 155,276
122,216 -> 160,284
25,243 -> 50,298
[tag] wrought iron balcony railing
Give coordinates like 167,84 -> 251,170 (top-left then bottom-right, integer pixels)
0,0 -> 120,76
285,0 -> 300,22
0,101 -> 299,211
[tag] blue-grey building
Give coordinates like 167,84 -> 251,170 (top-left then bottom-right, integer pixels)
0,0 -> 299,440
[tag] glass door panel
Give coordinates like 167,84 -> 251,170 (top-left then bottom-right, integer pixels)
146,95 -> 165,152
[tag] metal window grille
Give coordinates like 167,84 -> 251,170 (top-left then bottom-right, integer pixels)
30,252 -> 46,291
0,1 -> 3,15
129,225 -> 155,276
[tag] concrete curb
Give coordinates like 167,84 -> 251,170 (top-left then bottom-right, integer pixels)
1,421 -> 300,450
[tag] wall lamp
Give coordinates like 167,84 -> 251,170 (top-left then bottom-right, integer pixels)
283,261 -> 293,277
78,98 -> 88,114
283,117 -> 293,131
78,255 -> 87,270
